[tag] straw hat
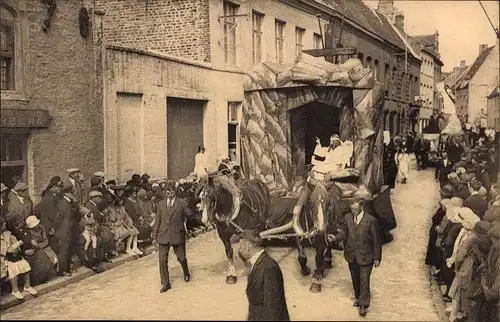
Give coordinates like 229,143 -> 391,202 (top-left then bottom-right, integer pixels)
88,191 -> 103,198
25,216 -> 40,229
66,168 -> 80,174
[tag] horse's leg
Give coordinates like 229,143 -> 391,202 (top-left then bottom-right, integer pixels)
296,237 -> 311,276
220,234 -> 238,284
310,237 -> 326,293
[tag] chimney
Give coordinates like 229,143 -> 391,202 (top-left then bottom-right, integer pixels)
460,60 -> 466,68
434,30 -> 439,54
395,13 -> 404,33
377,0 -> 395,23
479,44 -> 488,54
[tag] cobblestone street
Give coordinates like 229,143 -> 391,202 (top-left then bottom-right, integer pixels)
1,164 -> 442,321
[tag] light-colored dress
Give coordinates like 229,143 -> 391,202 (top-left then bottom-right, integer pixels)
396,153 -> 410,181
193,153 -> 207,177
106,207 -> 130,241
0,230 -> 31,280
117,205 -> 139,236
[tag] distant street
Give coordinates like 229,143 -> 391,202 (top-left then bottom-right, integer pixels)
1,163 -> 441,321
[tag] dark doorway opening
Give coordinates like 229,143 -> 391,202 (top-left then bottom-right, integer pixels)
289,101 -> 341,178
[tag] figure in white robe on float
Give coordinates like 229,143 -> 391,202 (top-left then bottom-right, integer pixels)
310,134 -> 354,179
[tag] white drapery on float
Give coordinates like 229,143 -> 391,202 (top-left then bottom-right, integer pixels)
240,53 -> 385,197
437,82 -> 464,137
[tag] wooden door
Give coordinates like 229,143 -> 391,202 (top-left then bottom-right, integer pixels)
167,98 -> 205,180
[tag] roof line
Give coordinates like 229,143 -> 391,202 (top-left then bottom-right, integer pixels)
387,22 -> 422,61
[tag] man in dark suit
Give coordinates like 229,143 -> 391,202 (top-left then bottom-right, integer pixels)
435,152 -> 453,187
329,192 -> 382,317
65,168 -> 85,206
465,179 -> 488,219
238,230 -> 290,321
55,183 -> 81,276
34,178 -> 62,252
152,180 -> 194,293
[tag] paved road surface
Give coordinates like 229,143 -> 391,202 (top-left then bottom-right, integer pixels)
1,165 -> 441,321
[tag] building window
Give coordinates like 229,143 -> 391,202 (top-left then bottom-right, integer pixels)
313,33 -> 322,49
275,19 -> 285,63
252,11 -> 264,64
295,27 -> 305,57
223,1 -> 238,66
0,5 -> 15,91
366,56 -> 373,70
374,59 -> 380,81
0,132 -> 28,189
357,53 -> 364,66
227,102 -> 241,163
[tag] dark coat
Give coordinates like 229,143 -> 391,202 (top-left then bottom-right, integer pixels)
152,198 -> 193,245
435,158 -> 453,185
123,198 -> 143,224
246,251 -> 290,321
55,197 -> 78,242
34,193 -> 59,233
65,179 -> 85,205
465,194 -> 488,219
335,211 -> 382,266
5,191 -> 33,238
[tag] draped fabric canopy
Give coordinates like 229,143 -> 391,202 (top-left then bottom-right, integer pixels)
241,53 -> 385,197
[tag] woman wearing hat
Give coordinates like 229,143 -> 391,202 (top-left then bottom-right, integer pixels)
0,217 -> 38,300
22,215 -> 58,285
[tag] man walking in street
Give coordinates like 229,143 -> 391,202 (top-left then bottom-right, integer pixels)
238,229 -> 290,321
329,191 -> 382,317
152,180 -> 194,293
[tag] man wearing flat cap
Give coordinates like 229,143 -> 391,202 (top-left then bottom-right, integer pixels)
329,191 -> 382,317
86,190 -> 114,263
6,182 -> 33,240
65,168 -> 85,206
238,229 -> 290,321
152,180 -> 194,293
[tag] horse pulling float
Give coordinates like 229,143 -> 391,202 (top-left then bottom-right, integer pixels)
198,53 -> 397,293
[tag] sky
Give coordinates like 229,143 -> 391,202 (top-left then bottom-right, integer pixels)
363,0 -> 499,72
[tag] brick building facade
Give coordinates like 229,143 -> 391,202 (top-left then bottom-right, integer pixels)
1,0 -> 423,197
0,0 -> 103,199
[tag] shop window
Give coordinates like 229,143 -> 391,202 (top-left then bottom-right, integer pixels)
0,4 -> 15,91
227,102 -> 241,163
0,132 -> 28,188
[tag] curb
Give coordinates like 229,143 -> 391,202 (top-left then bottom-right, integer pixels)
428,269 -> 449,322
0,226 -> 215,312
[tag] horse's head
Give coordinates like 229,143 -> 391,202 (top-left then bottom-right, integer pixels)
293,182 -> 342,236
199,176 -> 233,225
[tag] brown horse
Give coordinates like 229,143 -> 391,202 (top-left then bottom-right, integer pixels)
290,179 -> 344,292
199,175 -> 338,285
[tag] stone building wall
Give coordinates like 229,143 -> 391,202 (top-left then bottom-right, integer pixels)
0,0 -> 103,200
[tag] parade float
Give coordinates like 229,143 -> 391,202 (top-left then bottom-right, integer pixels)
238,53 -> 396,240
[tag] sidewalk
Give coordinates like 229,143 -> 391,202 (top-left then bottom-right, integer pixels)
0,226 -> 214,311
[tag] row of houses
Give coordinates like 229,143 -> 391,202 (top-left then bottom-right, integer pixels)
444,40 -> 500,131
0,0 -> 438,200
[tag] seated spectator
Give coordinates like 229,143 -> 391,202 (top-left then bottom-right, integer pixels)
81,207 -> 98,268
0,217 -> 37,300
136,189 -> 154,247
107,197 -> 132,255
22,216 -> 57,286
116,197 -> 142,256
